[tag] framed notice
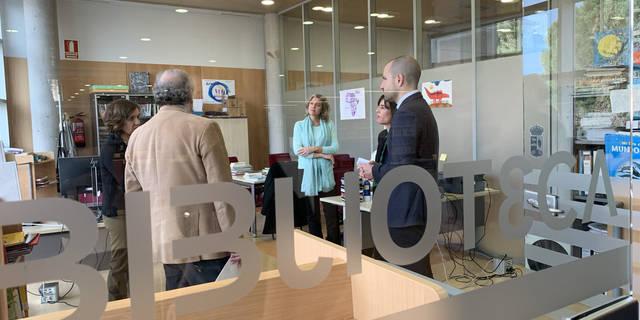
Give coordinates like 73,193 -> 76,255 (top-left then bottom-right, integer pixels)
339,88 -> 366,120
202,79 -> 236,104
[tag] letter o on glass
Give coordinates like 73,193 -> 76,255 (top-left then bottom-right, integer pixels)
370,165 -> 442,266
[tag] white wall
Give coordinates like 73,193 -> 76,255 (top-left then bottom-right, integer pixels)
4,0 -> 266,70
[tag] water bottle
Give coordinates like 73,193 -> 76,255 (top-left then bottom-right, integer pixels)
363,180 -> 371,202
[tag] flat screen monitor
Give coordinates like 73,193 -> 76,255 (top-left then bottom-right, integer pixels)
58,156 -> 101,198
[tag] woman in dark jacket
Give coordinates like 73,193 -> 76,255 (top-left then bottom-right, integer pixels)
100,99 -> 140,301
374,95 -> 397,164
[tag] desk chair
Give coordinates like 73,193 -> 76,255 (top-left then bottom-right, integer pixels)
268,153 -> 292,167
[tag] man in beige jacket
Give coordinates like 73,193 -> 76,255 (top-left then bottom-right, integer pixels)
125,69 -> 234,290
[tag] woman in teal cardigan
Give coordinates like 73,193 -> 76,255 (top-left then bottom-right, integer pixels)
293,94 -> 339,241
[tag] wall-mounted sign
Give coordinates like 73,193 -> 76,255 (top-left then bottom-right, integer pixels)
64,40 -> 79,59
202,79 -> 236,104
421,80 -> 452,108
339,87 -> 366,120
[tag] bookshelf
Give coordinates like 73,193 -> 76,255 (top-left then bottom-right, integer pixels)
12,152 -> 58,200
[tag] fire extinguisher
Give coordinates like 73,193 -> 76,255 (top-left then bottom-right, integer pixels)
71,112 -> 86,148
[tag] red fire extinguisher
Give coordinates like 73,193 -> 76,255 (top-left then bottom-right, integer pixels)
71,112 -> 86,148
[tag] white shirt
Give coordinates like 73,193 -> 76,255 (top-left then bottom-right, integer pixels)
396,90 -> 420,110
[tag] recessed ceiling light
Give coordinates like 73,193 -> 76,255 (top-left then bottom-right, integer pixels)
370,13 -> 379,17
119,56 -> 128,59
79,89 -> 85,92
261,0 -> 275,5
367,52 -> 375,55
315,64 -> 323,68
354,25 -> 365,30
312,6 -> 323,11
611,16 -> 625,20
175,8 -> 189,13
303,21 -> 314,25
208,59 -> 217,63
279,74 -> 285,77
6,29 -> 18,33
290,47 -> 300,51
84,84 -> 91,87
67,99 -> 72,102
377,13 -> 394,19
497,28 -> 512,33
321,7 -> 333,12
140,37 -> 151,42
499,0 -> 517,3
424,19 -> 441,25
74,93 -> 80,95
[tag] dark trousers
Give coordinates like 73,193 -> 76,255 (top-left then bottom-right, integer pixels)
164,256 -> 230,290
308,194 -> 341,245
374,225 -> 433,278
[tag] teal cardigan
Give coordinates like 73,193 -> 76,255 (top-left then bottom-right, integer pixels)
292,117 -> 339,196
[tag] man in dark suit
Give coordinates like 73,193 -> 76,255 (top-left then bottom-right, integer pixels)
359,56 -> 439,277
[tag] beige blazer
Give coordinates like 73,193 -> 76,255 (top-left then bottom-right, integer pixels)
125,106 -> 233,264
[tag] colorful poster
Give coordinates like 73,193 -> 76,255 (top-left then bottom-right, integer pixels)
421,80 -> 453,108
339,87 -> 366,120
593,29 -> 629,67
202,79 -> 236,104
604,132 -> 640,180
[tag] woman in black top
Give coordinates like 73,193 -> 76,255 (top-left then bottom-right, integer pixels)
100,99 -> 140,301
374,95 -> 397,164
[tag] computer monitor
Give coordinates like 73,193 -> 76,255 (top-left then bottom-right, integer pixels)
58,156 -> 101,198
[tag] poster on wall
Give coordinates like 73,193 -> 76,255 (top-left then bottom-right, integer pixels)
202,79 -> 236,104
593,29 -> 629,67
339,87 -> 366,120
604,132 -> 640,180
421,80 -> 453,108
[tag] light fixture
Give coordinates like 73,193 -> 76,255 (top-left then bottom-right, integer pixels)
424,19 -> 441,24
279,74 -> 285,77
321,7 -> 333,12
535,10 -> 545,14
290,47 -> 300,51
611,16 -> 625,21
119,56 -> 128,59
496,28 -> 512,33
499,0 -> 517,3
79,89 -> 85,92
140,37 -> 151,42
370,13 -> 379,17
377,13 -> 390,18
312,6 -> 323,11
367,52 -> 375,55
208,59 -> 217,63
74,92 -> 79,95
354,25 -> 365,30
6,29 -> 18,33
315,64 -> 324,68
67,99 -> 72,102
261,0 -> 275,5
303,21 -> 314,25
175,8 -> 189,13
84,84 -> 91,87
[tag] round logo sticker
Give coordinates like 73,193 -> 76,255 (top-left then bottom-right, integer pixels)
208,81 -> 230,103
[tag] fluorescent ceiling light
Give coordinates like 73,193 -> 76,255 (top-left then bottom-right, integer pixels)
303,21 -> 314,25
499,0 -> 517,3
79,89 -> 85,92
119,56 -> 128,59
85,84 -> 91,87
175,8 -> 189,13
208,59 -> 217,63
279,74 -> 285,77
312,6 -> 323,11
354,25 -> 365,30
6,29 -> 18,33
140,37 -> 151,42
315,64 -> 323,68
261,0 -> 275,5
377,13 -> 391,18
290,47 -> 300,51
74,93 -> 79,95
370,13 -> 379,17
367,52 -> 375,55
424,19 -> 441,24
321,7 -> 333,12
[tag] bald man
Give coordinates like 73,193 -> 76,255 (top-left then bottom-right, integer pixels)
359,56 -> 439,278
125,69 -> 235,289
